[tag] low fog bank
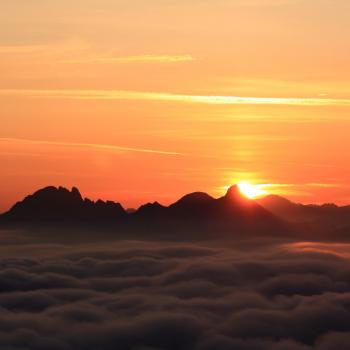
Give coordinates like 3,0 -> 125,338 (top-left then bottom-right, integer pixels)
1,230 -> 350,349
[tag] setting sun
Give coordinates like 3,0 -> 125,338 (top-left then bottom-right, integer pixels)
237,182 -> 268,199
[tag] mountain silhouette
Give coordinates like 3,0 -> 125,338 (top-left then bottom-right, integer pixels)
132,186 -> 289,237
133,201 -> 167,219
167,192 -> 216,218
0,186 -> 126,225
2,184 -> 349,239
159,186 -> 277,222
0,185 -> 288,237
257,194 -> 350,231
10,184 -> 350,239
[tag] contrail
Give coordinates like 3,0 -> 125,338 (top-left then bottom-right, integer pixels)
0,138 -> 185,156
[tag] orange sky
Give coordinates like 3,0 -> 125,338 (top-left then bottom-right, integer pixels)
1,0 -> 350,212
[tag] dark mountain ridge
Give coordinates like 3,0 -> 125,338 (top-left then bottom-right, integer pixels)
132,186 -> 285,235
257,194 -> 350,230
0,185 -> 287,237
1,185 -> 349,240
0,186 -> 126,225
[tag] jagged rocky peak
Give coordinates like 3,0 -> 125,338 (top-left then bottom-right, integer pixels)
223,185 -> 252,204
2,185 -> 127,222
71,186 -> 83,200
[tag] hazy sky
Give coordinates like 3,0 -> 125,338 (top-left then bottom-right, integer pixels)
1,0 -> 350,211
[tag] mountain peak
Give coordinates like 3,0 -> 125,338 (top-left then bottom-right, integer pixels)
71,186 -> 83,200
134,201 -> 166,218
225,185 -> 241,197
257,194 -> 293,206
223,185 -> 251,204
173,192 -> 214,206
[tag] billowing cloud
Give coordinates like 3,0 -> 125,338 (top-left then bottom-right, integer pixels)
1,238 -> 350,349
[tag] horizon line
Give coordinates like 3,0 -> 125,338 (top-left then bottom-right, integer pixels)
0,184 -> 348,216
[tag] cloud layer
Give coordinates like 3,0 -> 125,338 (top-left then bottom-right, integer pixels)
1,239 -> 350,349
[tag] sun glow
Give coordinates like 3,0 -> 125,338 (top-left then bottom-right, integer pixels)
237,182 -> 268,199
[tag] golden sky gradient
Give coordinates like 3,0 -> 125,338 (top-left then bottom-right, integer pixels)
1,0 -> 350,211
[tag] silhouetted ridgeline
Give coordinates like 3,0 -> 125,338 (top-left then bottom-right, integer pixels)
258,194 -> 350,221
0,185 -> 288,236
0,186 -> 126,223
0,185 -> 349,239
257,195 -> 350,235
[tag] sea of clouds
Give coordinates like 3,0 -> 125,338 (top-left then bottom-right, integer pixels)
1,235 -> 350,350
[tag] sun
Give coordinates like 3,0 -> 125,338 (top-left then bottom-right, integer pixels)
237,182 -> 268,199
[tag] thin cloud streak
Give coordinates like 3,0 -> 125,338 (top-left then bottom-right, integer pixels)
1,89 -> 350,107
62,55 -> 196,64
0,138 -> 184,157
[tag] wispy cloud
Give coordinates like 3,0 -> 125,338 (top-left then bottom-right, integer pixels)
0,45 -> 48,54
262,183 -> 346,198
306,183 -> 343,188
0,138 -> 184,157
62,55 -> 196,64
233,0 -> 303,7
0,89 -> 349,107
